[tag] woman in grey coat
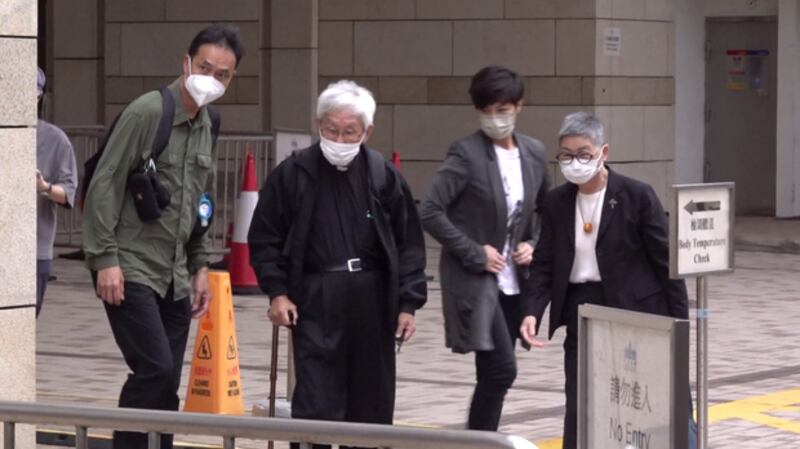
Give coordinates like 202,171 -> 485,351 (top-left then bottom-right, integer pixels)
420,66 -> 551,431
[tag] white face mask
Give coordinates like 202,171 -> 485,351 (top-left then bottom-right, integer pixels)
184,56 -> 226,107
319,134 -> 362,171
560,155 -> 604,185
480,112 -> 516,140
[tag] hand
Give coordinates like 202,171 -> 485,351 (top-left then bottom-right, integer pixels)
191,267 -> 211,318
97,266 -> 125,305
269,295 -> 298,327
512,242 -> 534,266
520,315 -> 545,348
36,170 -> 48,193
395,312 -> 416,343
483,245 -> 506,273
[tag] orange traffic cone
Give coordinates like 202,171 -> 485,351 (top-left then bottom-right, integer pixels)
391,150 -> 401,171
184,271 -> 244,414
229,151 -> 261,294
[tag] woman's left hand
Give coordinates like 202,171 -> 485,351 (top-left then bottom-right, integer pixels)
395,312 -> 416,343
512,242 -> 534,266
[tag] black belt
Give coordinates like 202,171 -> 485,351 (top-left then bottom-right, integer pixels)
305,258 -> 382,273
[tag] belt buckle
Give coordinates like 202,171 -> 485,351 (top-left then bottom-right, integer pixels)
346,258 -> 363,272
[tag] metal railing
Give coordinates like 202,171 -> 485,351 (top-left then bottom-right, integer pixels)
58,127 -> 274,253
0,401 -> 537,449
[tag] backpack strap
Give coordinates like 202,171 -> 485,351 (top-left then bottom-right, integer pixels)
208,106 -> 221,148
366,148 -> 388,198
150,87 -> 175,161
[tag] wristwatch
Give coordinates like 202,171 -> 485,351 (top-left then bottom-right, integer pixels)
46,182 -> 53,193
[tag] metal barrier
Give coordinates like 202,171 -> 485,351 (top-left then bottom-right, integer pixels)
58,127 -> 273,254
0,401 -> 538,449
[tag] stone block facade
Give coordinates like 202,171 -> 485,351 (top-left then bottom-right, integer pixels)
0,2 -> 37,449
318,0 -> 677,204
42,0 -> 678,204
98,0 -> 260,131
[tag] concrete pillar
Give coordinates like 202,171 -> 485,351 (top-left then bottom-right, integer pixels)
264,0 -> 318,132
674,0 -> 705,184
0,1 -> 38,449
575,0 -> 678,203
776,0 -> 800,217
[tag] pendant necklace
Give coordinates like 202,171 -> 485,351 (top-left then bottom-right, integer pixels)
577,193 -> 601,234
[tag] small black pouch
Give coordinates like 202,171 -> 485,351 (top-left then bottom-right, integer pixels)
123,86 -> 177,222
128,157 -> 171,222
151,173 -> 171,209
128,171 -> 162,221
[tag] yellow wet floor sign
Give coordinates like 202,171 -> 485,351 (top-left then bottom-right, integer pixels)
184,271 -> 244,414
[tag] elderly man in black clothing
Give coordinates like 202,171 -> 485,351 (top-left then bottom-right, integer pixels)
248,80 -> 427,449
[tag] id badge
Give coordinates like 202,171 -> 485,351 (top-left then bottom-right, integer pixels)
198,193 -> 213,227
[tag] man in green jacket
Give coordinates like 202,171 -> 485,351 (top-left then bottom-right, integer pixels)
82,26 -> 243,449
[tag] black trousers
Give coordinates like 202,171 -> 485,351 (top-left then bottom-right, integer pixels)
102,281 -> 191,449
468,293 -> 520,431
562,282 -> 605,449
36,259 -> 51,317
290,271 -> 395,449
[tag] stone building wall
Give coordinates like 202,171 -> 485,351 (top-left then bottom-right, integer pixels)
47,0 -> 677,203
317,0 -> 676,202
0,1 -> 39,448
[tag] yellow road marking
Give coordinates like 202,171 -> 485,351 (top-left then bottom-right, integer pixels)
534,387 -> 800,447
533,438 -> 562,449
708,387 -> 800,433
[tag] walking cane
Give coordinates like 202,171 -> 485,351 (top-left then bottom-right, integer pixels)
268,324 -> 280,449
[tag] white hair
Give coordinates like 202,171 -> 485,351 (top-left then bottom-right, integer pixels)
558,111 -> 605,147
316,80 -> 376,128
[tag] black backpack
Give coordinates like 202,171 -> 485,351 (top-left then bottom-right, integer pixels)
79,87 -> 221,209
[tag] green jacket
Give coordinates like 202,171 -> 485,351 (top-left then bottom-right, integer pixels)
83,78 -> 216,299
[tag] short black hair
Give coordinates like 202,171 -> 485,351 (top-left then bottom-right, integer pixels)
188,25 -> 245,68
468,65 -> 524,110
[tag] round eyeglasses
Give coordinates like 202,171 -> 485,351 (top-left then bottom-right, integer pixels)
320,127 -> 365,143
556,152 -> 597,165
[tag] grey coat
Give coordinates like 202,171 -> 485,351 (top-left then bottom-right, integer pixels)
421,131 -> 551,353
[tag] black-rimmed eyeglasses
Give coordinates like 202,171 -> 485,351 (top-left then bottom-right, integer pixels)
556,152 -> 598,165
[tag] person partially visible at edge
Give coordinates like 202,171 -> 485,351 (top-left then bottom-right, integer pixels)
36,67 -> 78,318
248,80 -> 427,449
420,65 -> 551,431
81,25 -> 243,449
519,112 -> 696,449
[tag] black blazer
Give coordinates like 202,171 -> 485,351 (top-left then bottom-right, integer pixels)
526,167 -> 688,339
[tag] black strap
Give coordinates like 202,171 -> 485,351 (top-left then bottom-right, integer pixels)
150,87 -> 176,161
208,106 -> 221,148
366,149 -> 387,197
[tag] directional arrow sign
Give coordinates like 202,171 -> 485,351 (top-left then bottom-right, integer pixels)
670,183 -> 735,278
684,200 -> 721,215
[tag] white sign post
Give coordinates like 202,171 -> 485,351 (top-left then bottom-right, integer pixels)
578,305 -> 689,449
273,129 -> 313,168
670,183 -> 735,277
669,182 -> 735,449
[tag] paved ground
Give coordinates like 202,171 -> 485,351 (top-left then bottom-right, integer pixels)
36,216 -> 800,448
